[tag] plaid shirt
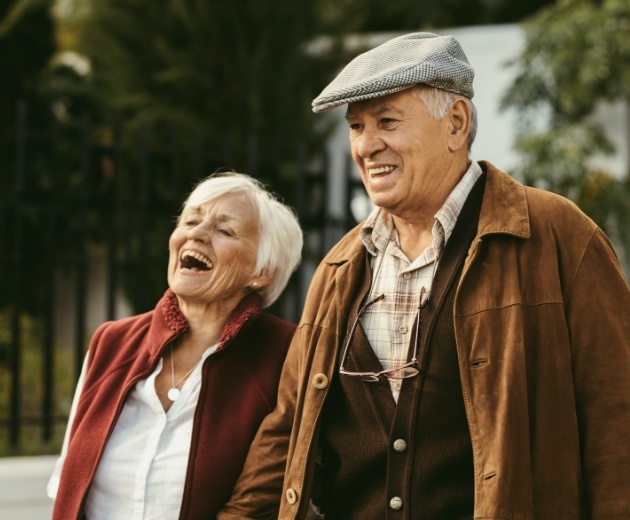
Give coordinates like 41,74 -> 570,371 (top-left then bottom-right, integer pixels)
358,161 -> 483,401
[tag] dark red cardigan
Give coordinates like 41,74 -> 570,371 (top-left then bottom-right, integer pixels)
52,289 -> 296,520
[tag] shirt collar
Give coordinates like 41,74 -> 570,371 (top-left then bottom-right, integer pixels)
360,160 -> 483,256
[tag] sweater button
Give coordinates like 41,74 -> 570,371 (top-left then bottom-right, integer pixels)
389,496 -> 403,510
312,373 -> 328,389
393,438 -> 407,452
286,488 -> 298,504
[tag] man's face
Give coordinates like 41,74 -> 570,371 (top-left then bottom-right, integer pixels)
346,88 -> 454,220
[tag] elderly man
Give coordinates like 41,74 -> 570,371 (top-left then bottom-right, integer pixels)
218,32 -> 630,520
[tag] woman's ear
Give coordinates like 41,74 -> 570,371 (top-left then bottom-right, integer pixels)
249,273 -> 273,290
446,98 -> 471,152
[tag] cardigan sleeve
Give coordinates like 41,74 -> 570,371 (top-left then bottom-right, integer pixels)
47,353 -> 89,501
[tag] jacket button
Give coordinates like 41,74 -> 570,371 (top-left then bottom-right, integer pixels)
286,488 -> 298,504
389,496 -> 403,510
312,373 -> 328,389
393,439 -> 407,452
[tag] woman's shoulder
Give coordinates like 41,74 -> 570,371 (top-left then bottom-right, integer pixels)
92,309 -> 155,341
254,312 -> 297,340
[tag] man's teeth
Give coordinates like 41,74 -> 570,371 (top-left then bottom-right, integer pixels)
181,251 -> 214,270
368,165 -> 395,174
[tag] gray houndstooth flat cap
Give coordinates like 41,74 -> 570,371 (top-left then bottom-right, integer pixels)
312,32 -> 474,113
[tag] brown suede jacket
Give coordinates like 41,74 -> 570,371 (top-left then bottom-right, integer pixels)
218,162 -> 630,520
52,289 -> 295,520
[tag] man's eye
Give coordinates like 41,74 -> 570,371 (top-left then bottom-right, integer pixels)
380,118 -> 397,126
349,123 -> 363,131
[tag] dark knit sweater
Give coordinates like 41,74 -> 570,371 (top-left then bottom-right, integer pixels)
320,174 -> 485,519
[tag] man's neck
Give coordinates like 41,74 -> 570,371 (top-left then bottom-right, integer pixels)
391,214 -> 434,261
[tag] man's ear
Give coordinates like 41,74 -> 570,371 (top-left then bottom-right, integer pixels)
446,98 -> 471,152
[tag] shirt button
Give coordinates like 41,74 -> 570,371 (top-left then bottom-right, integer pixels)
393,439 -> 407,452
399,325 -> 408,334
286,488 -> 298,504
390,496 -> 403,510
403,272 -> 411,279
312,373 -> 328,389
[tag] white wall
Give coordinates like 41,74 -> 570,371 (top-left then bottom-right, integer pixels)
0,456 -> 56,520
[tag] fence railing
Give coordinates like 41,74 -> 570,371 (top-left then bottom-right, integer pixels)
0,101 -> 359,451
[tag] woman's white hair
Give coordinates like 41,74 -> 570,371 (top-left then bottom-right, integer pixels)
181,172 -> 303,308
412,85 -> 478,151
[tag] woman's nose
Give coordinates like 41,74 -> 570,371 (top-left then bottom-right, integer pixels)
187,223 -> 209,242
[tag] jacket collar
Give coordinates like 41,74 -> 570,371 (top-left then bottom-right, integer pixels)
477,160 -> 530,240
324,160 -> 530,268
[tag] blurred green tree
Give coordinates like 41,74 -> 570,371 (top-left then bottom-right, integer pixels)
61,0 -> 347,162
44,0 -> 357,312
0,0 -> 55,101
347,0 -> 553,32
502,0 -> 630,271
0,0 -> 56,315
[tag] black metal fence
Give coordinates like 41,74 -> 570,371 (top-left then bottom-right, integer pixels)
0,101 -> 360,451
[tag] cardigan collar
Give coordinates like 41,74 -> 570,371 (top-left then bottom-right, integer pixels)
148,289 -> 262,358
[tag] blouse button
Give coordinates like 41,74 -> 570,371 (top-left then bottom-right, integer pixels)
286,488 -> 298,504
312,373 -> 328,389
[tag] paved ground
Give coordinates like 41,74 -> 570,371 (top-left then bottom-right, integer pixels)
0,455 -> 56,520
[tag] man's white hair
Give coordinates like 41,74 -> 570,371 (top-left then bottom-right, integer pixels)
412,85 -> 478,151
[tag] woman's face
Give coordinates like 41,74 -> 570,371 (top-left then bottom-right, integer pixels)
167,191 -> 261,307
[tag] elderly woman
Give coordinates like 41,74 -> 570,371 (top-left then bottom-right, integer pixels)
47,172 -> 303,519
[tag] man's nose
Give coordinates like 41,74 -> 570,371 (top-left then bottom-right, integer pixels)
355,127 -> 386,158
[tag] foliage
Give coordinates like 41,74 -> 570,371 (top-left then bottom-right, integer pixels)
26,0 -> 361,313
318,0 -> 554,33
0,0 -> 56,172
0,0 -> 55,98
0,308 -> 73,456
67,0 -> 346,160
502,0 -> 630,269
0,0 -> 56,153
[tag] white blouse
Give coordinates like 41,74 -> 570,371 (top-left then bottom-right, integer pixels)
48,344 -> 219,520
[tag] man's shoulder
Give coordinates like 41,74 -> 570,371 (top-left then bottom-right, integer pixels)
321,222 -> 365,265
480,160 -> 598,236
522,182 -> 598,235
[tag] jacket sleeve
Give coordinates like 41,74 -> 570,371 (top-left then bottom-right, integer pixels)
217,324 -> 303,520
566,228 -> 630,518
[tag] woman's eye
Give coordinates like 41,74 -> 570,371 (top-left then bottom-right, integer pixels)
217,227 -> 233,236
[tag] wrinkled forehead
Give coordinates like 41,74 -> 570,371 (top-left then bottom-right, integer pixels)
345,88 -> 422,119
